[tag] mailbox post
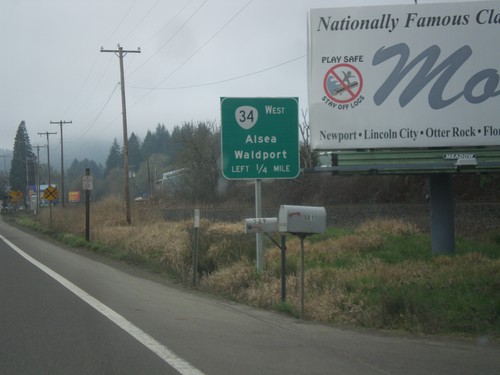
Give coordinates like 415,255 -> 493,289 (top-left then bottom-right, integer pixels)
278,205 -> 326,319
244,217 -> 289,302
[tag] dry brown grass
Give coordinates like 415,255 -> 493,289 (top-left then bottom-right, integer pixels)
357,218 -> 421,236
33,202 -> 499,335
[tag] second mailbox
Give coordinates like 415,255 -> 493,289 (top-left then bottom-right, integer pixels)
278,205 -> 326,235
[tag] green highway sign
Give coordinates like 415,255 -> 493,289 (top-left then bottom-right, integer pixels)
221,97 -> 299,179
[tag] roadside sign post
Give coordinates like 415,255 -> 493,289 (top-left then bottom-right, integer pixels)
43,185 -> 58,229
221,97 -> 299,273
193,208 -> 200,286
244,216 -> 287,303
83,169 -> 93,241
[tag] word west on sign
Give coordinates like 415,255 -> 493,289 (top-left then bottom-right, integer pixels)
308,1 -> 500,150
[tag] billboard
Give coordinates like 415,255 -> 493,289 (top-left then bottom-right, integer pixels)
68,191 -> 81,203
308,1 -> 500,150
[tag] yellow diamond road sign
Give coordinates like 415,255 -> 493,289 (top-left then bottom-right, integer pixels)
43,186 -> 59,201
9,190 -> 23,202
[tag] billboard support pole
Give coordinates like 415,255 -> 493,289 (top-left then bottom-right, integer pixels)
429,174 -> 455,255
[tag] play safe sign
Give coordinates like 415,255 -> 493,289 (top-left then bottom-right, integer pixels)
308,1 -> 500,150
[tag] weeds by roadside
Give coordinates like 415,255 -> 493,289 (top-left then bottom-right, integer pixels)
15,198 -> 500,338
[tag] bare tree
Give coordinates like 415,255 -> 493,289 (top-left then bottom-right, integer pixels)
171,121 -> 221,204
299,109 -> 317,169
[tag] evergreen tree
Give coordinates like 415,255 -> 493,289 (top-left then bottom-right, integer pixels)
155,123 -> 171,156
66,158 -> 103,187
9,121 -> 36,192
140,123 -> 172,157
128,132 -> 142,171
140,130 -> 155,159
105,138 -> 122,175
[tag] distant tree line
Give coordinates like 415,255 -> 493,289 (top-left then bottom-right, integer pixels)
4,119 -> 499,208
3,120 -> 223,206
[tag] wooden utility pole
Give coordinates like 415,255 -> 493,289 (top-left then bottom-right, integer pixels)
38,131 -> 57,226
101,44 -> 140,225
35,145 -> 42,213
38,131 -> 57,186
50,120 -> 72,207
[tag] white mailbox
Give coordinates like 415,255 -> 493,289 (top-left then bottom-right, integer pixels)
245,218 -> 278,234
278,205 -> 326,235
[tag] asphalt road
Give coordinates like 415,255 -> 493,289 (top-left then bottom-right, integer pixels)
0,216 -> 498,375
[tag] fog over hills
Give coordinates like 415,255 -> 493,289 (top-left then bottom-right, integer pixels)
1,139 -> 109,174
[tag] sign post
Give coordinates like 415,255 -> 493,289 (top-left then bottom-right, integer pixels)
193,208 -> 200,286
221,97 -> 299,273
83,169 -> 93,241
43,185 -> 58,229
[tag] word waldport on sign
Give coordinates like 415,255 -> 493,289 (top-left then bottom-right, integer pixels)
308,1 -> 500,150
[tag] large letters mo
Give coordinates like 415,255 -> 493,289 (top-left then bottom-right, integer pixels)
373,43 -> 500,109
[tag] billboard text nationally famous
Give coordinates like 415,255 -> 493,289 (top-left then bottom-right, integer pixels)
308,1 -> 500,150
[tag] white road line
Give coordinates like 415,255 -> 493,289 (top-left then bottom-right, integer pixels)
0,234 -> 205,375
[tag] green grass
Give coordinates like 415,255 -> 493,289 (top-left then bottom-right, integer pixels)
266,221 -> 500,336
368,234 -> 432,263
307,226 -> 354,242
14,214 -> 51,234
272,302 -> 296,316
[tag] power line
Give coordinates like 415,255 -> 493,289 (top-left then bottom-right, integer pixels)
64,0 -> 139,118
50,120 -> 72,207
156,0 -> 255,86
37,131 -> 57,186
127,0 -> 254,110
62,54 -> 101,117
68,55 -> 115,120
101,0 -> 138,47
60,0 -> 252,145
100,45 -> 141,226
126,54 -> 305,90
139,0 -> 195,47
126,0 -> 209,79
121,0 -> 161,43
66,83 -> 120,143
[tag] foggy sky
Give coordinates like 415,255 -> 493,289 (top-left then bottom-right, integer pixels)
1,0 -> 472,163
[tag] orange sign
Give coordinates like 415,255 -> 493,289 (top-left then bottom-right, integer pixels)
68,191 -> 81,203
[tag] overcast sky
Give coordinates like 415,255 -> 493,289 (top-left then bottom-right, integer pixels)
1,0 -> 476,161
